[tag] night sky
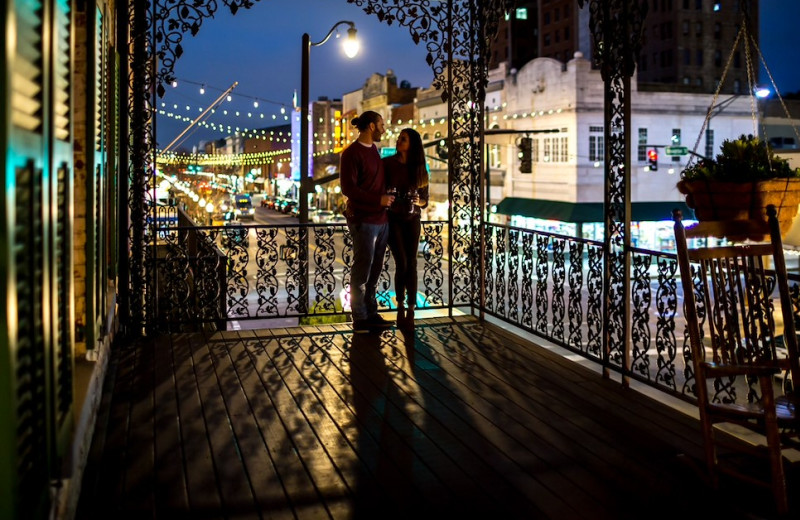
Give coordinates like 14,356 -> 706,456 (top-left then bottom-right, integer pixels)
155,0 -> 800,150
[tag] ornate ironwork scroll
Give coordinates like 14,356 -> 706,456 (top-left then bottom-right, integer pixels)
507,229 -> 520,323
521,232 -> 534,329
655,255 -> 678,390
582,0 -> 647,376
630,252 -> 652,377
420,221 -> 445,308
535,234 -> 549,334
567,240 -> 584,351
551,239 -> 566,342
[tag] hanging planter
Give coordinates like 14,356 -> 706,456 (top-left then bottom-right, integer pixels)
677,135 -> 800,240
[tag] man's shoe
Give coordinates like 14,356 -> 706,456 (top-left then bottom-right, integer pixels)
367,314 -> 395,328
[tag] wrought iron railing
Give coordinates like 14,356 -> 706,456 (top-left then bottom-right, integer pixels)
154,220 -> 448,331
482,221 -> 800,406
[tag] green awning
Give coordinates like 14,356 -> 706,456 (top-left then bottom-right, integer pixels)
494,197 -> 695,223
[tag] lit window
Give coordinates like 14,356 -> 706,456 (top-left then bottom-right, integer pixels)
516,8 -> 527,20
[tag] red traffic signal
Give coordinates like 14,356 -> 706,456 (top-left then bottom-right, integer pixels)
647,149 -> 658,171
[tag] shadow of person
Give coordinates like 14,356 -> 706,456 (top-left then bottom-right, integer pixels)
348,330 -> 422,518
399,326 -> 416,365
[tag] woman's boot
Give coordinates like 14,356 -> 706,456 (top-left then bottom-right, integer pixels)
396,305 -> 406,327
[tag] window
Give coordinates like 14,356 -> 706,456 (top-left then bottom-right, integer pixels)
696,0 -> 702,9
532,138 -> 539,163
682,20 -> 689,35
564,26 -> 570,39
705,128 -> 714,159
695,77 -> 703,86
734,51 -> 741,68
555,30 -> 560,43
489,144 -> 501,168
589,127 -> 604,162
683,76 -> 691,85
544,11 -> 550,24
544,33 -> 551,46
714,50 -> 722,67
733,79 -> 741,93
543,138 -> 552,162
696,49 -> 703,66
714,22 -> 721,39
516,7 -> 527,20
684,49 -> 691,65
560,137 -> 569,162
554,7 -> 560,21
638,128 -> 648,162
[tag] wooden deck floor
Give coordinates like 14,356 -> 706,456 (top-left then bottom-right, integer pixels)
75,316 -> 796,519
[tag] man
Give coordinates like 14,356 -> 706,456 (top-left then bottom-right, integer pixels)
340,111 -> 396,331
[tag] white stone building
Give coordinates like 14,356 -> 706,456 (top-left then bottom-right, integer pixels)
498,52 -> 757,207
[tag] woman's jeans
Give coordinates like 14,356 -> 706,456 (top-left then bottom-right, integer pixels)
388,215 -> 421,309
348,221 -> 389,321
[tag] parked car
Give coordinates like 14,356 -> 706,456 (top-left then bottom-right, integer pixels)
273,197 -> 289,212
282,200 -> 297,214
260,195 -> 273,208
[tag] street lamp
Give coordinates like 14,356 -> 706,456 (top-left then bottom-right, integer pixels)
299,21 -> 359,223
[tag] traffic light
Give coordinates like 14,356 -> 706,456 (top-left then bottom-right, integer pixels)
647,149 -> 658,171
518,137 -> 532,173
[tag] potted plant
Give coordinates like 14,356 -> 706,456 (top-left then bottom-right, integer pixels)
677,134 -> 800,237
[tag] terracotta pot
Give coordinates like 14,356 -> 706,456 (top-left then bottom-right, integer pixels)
676,178 -> 800,239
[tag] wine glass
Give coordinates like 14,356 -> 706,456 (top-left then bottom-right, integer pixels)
385,186 -> 397,210
407,188 -> 418,213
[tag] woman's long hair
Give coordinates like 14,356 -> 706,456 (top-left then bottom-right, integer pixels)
401,128 -> 429,188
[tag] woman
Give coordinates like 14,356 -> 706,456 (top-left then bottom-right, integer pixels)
383,128 -> 429,327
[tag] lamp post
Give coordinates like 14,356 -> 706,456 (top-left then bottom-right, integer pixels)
299,21 -> 359,223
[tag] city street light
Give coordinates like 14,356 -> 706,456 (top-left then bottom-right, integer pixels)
299,21 -> 359,223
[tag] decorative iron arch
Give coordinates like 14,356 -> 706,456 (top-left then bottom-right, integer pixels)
122,0 -> 511,332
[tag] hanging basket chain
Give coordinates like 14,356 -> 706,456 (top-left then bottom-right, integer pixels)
750,32 -> 800,150
687,23 -> 744,169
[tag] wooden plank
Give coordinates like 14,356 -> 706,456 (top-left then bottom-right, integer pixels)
323,329 -> 545,518
434,321 -> 746,516
389,326 -> 615,515
74,340 -> 130,517
152,333 -> 189,513
235,329 -> 343,519
297,330 -> 461,514
119,337 -> 156,513
205,332 -> 295,518
171,332 -> 224,515
184,332 -> 259,515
